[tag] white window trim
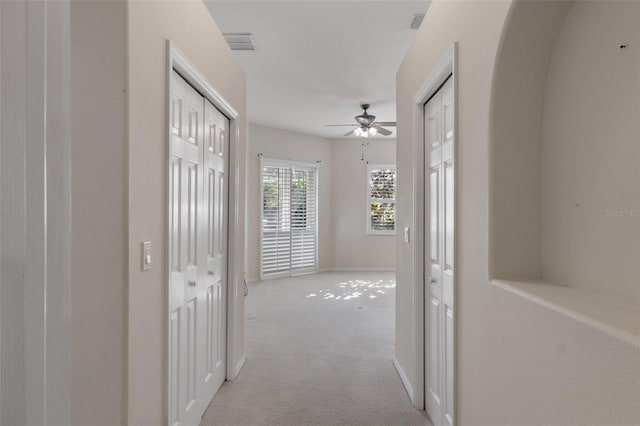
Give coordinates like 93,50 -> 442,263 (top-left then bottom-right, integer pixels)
367,163 -> 397,235
259,157 -> 320,280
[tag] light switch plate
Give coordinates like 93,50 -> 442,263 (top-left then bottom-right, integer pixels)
142,241 -> 152,271
404,227 -> 410,243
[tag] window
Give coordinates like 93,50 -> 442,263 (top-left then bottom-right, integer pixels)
367,164 -> 396,235
261,159 -> 318,279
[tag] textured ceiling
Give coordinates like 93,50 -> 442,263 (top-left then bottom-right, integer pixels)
205,0 -> 430,138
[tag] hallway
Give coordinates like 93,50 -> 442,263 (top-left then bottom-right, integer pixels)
201,272 -> 430,426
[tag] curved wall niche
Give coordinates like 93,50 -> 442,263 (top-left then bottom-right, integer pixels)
489,0 -> 639,344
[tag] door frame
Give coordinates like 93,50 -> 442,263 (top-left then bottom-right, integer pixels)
165,41 -> 241,421
411,42 -> 458,418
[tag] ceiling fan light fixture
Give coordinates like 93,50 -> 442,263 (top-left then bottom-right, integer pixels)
326,104 -> 396,138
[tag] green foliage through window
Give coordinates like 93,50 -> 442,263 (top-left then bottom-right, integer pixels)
368,167 -> 396,233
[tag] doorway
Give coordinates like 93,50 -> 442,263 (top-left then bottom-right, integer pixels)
166,42 -> 240,426
412,44 -> 457,426
168,69 -> 229,425
424,75 -> 455,426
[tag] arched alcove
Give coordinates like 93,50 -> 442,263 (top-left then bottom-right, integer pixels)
489,0 -> 572,280
489,0 -> 639,344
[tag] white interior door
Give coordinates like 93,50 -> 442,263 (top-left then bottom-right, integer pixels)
169,71 -> 229,426
425,75 -> 455,426
201,98 -> 228,401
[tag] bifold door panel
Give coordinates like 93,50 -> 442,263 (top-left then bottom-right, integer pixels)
169,71 -> 229,426
425,76 -> 455,426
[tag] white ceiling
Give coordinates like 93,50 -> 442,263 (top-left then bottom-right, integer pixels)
204,0 -> 430,138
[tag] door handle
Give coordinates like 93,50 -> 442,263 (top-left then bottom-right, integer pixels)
188,280 -> 197,287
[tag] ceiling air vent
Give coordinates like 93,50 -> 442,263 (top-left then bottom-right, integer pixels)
410,14 -> 425,30
223,33 -> 256,51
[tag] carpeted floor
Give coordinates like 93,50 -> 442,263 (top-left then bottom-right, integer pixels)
201,271 -> 431,426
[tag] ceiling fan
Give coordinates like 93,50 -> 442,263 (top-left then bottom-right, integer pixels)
325,104 -> 396,137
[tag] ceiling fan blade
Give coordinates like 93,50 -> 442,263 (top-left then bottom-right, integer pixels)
325,124 -> 358,127
375,127 -> 393,136
374,121 -> 396,127
343,128 -> 356,137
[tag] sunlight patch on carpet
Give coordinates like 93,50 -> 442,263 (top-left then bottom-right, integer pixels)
307,279 -> 396,301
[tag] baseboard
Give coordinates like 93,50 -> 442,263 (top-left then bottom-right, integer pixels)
331,267 -> 396,272
249,268 -> 395,282
229,354 -> 246,380
393,357 -> 414,404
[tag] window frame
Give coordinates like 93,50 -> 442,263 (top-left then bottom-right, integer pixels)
366,163 -> 397,235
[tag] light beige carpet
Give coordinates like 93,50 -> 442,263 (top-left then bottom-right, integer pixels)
201,271 -> 431,426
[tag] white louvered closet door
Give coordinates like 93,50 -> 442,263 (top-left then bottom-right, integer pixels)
425,75 -> 455,426
260,160 -> 318,279
169,71 -> 229,426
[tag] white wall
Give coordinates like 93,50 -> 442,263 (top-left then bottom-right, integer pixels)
245,124 -> 333,281
541,1 -> 640,304
490,0 -> 640,307
127,1 -> 247,424
489,0 -> 571,280
71,1 -> 247,424
396,0 -> 640,424
71,1 -> 127,424
331,139 -> 396,270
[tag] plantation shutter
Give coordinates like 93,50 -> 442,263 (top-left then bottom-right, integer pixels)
261,166 -> 292,276
290,168 -> 317,273
261,159 -> 318,279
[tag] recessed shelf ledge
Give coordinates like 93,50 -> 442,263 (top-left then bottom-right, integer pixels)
491,279 -> 640,348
